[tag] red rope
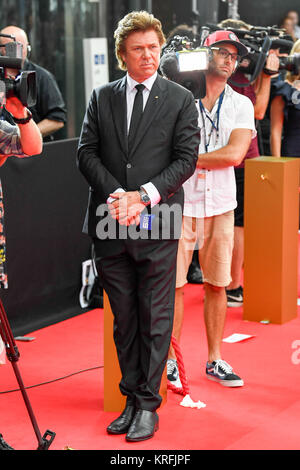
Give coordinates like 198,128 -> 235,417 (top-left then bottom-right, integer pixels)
167,335 -> 190,396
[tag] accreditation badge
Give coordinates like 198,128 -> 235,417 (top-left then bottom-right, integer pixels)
140,213 -> 155,230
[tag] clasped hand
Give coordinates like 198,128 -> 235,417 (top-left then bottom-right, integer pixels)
108,191 -> 146,226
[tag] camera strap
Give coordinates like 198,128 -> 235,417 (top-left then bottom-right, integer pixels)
199,89 -> 225,152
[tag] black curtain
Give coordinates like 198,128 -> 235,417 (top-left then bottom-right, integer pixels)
218,0 -> 300,27
0,138 -> 91,336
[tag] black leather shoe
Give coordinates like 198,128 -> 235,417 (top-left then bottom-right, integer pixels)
107,405 -> 136,435
126,409 -> 159,442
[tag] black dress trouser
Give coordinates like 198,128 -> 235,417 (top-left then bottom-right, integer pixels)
96,237 -> 178,412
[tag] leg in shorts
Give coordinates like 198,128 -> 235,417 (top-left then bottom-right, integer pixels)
176,211 -> 234,288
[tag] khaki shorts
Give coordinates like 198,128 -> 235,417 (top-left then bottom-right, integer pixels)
176,211 -> 234,288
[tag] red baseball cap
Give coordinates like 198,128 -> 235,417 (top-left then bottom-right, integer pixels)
204,30 -> 248,57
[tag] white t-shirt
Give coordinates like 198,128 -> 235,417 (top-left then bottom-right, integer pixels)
183,83 -> 256,218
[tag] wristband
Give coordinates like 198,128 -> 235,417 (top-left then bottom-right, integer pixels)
263,67 -> 278,76
12,109 -> 33,124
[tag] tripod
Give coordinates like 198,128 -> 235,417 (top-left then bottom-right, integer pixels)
0,298 -> 55,450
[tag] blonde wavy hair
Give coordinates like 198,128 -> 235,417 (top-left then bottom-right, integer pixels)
286,38 -> 300,83
114,10 -> 166,71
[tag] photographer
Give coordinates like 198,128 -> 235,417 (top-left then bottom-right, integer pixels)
285,10 -> 300,39
280,15 -> 297,42
0,69 -> 42,451
270,38 -> 300,157
164,30 -> 256,388
218,19 -> 280,307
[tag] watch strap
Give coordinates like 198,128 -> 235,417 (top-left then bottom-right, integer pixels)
12,109 -> 33,124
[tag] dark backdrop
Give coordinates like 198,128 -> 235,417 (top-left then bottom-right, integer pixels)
237,0 -> 299,27
151,0 -> 300,37
106,1 -> 300,82
0,138 -> 91,336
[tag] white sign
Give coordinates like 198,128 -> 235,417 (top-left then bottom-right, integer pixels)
222,333 -> 254,343
83,37 -> 109,106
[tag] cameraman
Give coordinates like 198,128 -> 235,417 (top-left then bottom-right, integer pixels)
0,26 -> 66,141
270,38 -> 300,157
218,20 -> 279,307
0,93 -> 42,450
164,30 -> 256,388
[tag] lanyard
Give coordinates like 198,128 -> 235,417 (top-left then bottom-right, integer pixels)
199,90 -> 225,153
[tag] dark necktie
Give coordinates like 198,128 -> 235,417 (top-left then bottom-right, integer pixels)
128,84 -> 145,150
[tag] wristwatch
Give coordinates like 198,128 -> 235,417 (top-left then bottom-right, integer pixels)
12,109 -> 33,124
138,188 -> 151,206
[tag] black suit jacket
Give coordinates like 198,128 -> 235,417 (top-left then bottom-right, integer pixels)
77,74 -> 200,255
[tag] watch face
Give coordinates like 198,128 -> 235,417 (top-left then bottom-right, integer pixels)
142,194 -> 150,203
140,191 -> 150,205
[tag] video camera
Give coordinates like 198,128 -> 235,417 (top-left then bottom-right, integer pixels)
160,21 -> 299,96
206,23 -> 299,86
0,33 -> 36,107
160,33 -> 208,99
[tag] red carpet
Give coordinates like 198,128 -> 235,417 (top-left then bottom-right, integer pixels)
1,282 -> 300,450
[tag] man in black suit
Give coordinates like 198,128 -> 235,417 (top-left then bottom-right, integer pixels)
77,10 -> 199,442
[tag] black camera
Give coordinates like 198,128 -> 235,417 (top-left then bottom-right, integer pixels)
278,53 -> 300,74
0,33 -> 36,107
160,35 -> 208,99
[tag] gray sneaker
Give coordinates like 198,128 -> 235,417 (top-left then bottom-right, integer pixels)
167,359 -> 182,388
206,359 -> 244,387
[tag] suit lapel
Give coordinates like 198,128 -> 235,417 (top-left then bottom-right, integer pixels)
129,75 -> 167,157
110,76 -> 128,160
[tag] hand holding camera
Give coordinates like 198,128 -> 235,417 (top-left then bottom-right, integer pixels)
5,95 -> 28,119
0,33 -> 36,108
